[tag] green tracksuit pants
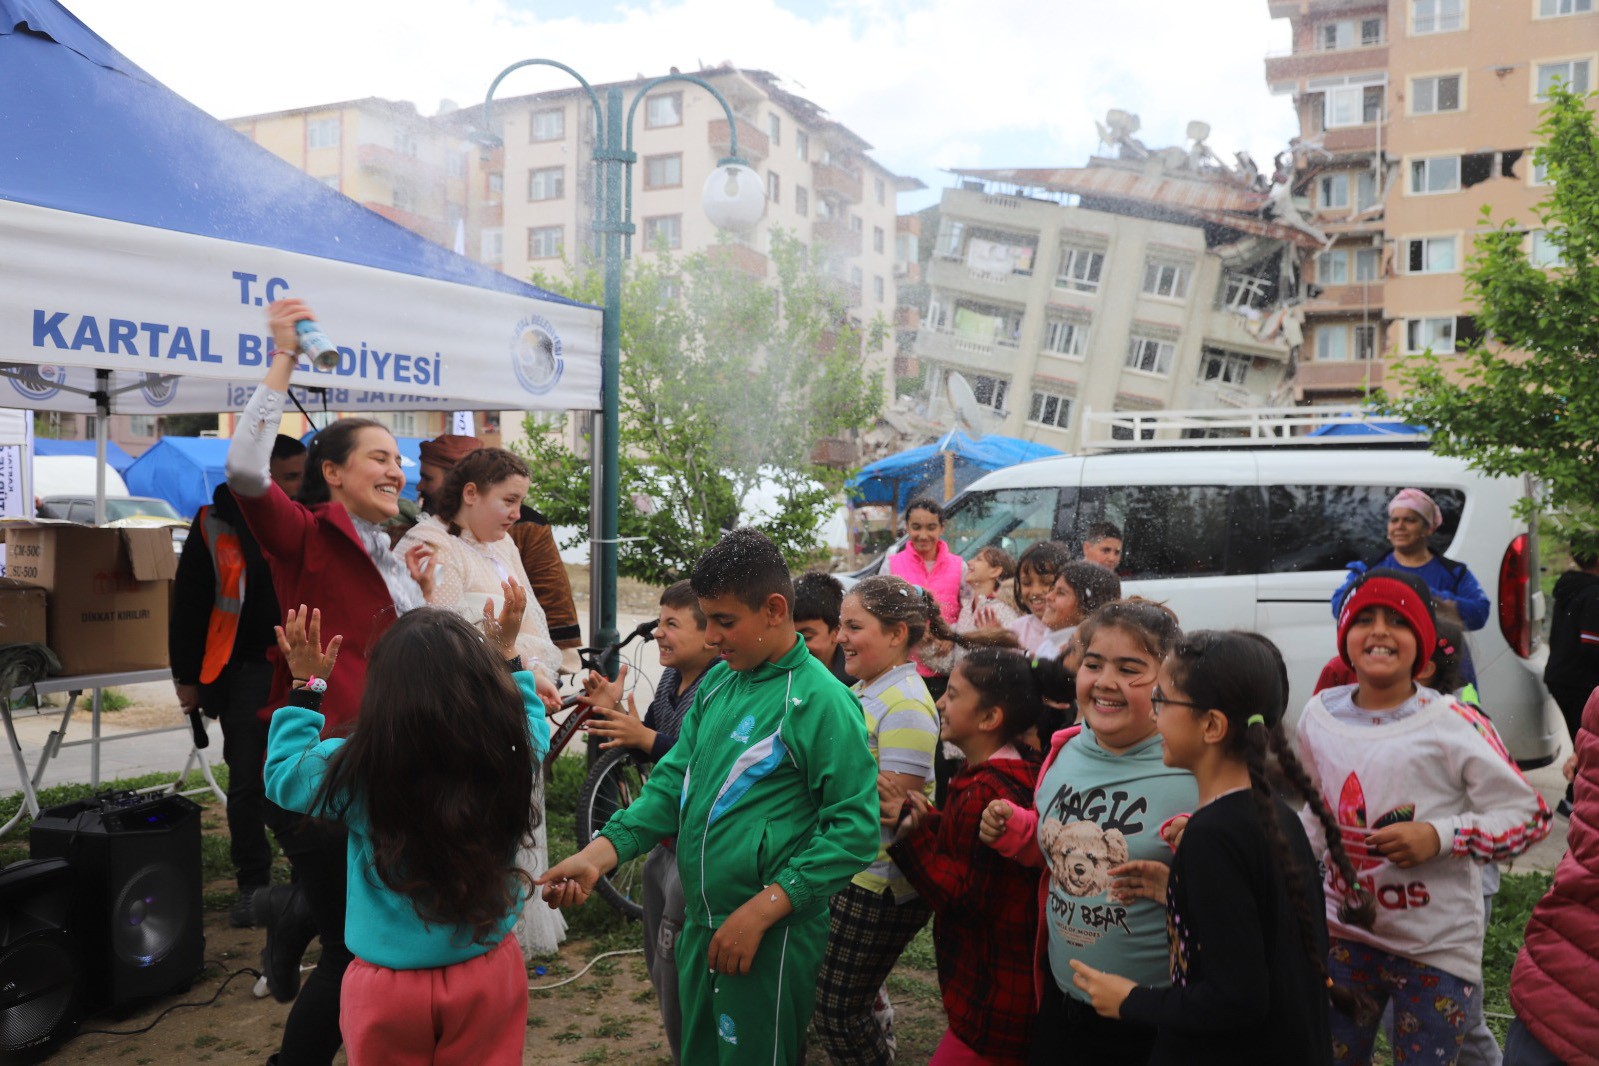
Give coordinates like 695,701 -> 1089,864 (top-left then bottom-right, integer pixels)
676,910 -> 828,1065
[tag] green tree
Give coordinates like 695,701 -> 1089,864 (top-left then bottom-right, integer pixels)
515,231 -> 885,584
1385,87 -> 1599,550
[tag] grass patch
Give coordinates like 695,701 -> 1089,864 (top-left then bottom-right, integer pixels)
1483,870 -> 1553,1042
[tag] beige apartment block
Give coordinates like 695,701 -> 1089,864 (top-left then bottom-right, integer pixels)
911,154 -> 1318,453
1265,0 -> 1596,402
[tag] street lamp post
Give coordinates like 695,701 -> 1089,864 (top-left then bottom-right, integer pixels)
481,62 -> 764,668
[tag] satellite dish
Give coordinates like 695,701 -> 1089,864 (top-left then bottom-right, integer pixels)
945,371 -> 999,440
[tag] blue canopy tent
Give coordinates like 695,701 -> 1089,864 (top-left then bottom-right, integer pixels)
121,437 -> 230,517
34,437 -> 135,474
1307,420 -> 1429,438
849,431 -> 1065,513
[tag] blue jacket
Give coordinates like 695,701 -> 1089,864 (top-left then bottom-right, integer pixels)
1330,553 -> 1491,631
264,671 -> 550,969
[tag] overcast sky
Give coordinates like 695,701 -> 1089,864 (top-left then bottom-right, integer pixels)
67,0 -> 1298,210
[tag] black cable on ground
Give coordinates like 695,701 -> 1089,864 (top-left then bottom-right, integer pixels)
73,966 -> 263,1038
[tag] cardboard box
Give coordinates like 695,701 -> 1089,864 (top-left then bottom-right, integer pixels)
3,522 -> 176,674
0,577 -> 47,647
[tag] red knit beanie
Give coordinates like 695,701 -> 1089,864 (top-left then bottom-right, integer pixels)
1336,569 -> 1438,678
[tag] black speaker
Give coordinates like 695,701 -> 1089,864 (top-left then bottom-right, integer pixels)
29,793 -> 204,1015
0,858 -> 78,1064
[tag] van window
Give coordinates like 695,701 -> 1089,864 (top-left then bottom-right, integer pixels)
1265,485 -> 1465,573
942,486 -> 1062,561
1075,485 -> 1233,579
66,501 -> 93,523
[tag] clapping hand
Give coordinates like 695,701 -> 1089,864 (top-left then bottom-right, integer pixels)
482,580 -> 526,657
276,605 -> 343,684
979,798 -> 1015,846
404,543 -> 436,599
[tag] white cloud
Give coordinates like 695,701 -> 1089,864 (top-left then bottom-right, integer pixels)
67,0 -> 1296,199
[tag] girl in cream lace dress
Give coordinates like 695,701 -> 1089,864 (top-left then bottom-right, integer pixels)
395,447 -> 567,957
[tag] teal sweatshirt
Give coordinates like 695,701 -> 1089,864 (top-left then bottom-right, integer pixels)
263,670 -> 551,970
599,636 -> 879,927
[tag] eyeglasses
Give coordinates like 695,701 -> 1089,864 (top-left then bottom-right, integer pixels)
1150,689 -> 1203,715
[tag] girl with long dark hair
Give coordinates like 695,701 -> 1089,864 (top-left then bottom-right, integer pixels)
1068,630 -> 1376,1065
264,594 -> 549,1065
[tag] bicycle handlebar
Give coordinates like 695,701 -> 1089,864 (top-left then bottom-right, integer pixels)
572,617 -> 657,676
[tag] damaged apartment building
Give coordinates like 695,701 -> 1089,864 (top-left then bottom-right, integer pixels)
907,111 -> 1325,453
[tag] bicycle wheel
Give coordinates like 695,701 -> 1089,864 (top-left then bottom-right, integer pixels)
575,748 -> 649,921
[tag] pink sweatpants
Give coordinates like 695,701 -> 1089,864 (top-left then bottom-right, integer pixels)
930,1027 -> 996,1065
340,933 -> 527,1065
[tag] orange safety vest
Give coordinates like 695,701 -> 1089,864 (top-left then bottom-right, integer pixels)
196,505 -> 247,684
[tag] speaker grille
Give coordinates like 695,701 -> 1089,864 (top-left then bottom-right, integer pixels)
0,933 -> 76,1051
112,864 -> 186,968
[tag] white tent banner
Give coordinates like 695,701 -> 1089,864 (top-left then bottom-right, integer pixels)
0,200 -> 602,413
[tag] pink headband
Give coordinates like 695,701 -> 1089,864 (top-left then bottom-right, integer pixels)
1389,488 -> 1442,533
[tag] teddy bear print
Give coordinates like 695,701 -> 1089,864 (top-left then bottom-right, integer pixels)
1040,817 -> 1128,898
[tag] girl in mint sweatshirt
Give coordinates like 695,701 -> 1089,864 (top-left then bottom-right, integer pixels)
264,590 -> 553,1066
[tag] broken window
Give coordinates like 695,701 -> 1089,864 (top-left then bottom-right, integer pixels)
1405,236 -> 1458,273
1199,348 -> 1251,386
1411,74 -> 1462,114
1412,0 -> 1463,34
1222,272 -> 1273,310
1461,153 -> 1494,188
1410,156 -> 1461,194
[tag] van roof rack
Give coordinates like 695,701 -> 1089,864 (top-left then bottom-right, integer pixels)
1078,405 -> 1430,452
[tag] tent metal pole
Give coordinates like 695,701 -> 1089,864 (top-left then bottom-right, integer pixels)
588,411 -> 605,655
93,370 -> 110,524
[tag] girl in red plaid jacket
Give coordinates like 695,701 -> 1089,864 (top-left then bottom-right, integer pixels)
889,648 -> 1066,1065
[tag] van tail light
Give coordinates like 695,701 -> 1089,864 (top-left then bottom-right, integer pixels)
1499,534 -> 1532,658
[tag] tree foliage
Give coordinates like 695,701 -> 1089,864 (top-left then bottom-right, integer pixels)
514,231 -> 885,584
1385,87 -> 1599,551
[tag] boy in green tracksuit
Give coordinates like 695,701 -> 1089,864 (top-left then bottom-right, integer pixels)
541,528 -> 879,1065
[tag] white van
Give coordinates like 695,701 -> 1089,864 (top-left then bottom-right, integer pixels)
935,440 -> 1558,768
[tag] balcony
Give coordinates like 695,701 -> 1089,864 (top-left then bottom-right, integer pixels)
814,161 -> 863,204
1264,44 -> 1387,85
939,186 -> 1056,231
1305,280 -> 1384,313
1293,358 -> 1386,397
915,326 -> 1023,379
362,202 -> 443,244
708,117 -> 768,162
358,143 -> 441,184
927,255 -> 1035,303
1320,125 -> 1380,154
707,243 -> 769,278
814,218 -> 863,257
478,202 -> 503,227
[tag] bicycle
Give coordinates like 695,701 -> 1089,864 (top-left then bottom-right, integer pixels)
544,619 -> 657,920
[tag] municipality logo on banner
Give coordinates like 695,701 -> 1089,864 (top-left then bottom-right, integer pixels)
509,314 -> 564,396
3,364 -> 65,401
140,374 -> 178,408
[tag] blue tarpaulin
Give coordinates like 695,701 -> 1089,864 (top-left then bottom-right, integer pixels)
848,431 -> 1064,512
34,437 -> 135,474
1307,421 -> 1428,438
123,437 -> 231,517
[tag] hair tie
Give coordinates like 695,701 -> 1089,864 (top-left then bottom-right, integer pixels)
1029,657 -> 1039,669
1246,714 -> 1265,728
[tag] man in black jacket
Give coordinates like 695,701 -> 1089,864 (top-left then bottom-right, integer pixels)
1544,549 -> 1599,816
169,434 -> 305,924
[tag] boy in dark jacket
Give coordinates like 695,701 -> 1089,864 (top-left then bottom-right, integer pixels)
1544,550 -> 1599,813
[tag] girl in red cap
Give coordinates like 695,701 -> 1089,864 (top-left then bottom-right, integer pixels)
1296,569 -> 1551,1065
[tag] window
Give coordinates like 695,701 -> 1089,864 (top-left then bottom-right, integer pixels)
527,225 -> 563,259
1056,245 -> 1105,293
1411,74 -> 1462,114
1044,316 -> 1087,357
795,186 -> 809,216
480,228 -> 504,261
795,130 -> 809,161
1073,485 -> 1232,579
1316,325 -> 1348,361
1354,247 -> 1383,281
767,171 -> 780,206
642,215 -> 682,250
448,151 -> 467,179
1355,323 -> 1379,360
941,485 -> 1061,560
393,129 -> 418,157
1531,230 -> 1565,267
850,214 -> 864,233
1540,0 -> 1594,16
850,265 -> 863,288
767,113 -> 781,145
1199,348 -> 1251,386
528,166 -> 565,201
1411,0 -> 1463,34
1320,17 -> 1383,48
873,226 -> 885,254
1142,258 -> 1191,300
392,184 -> 415,213
486,172 -> 503,202
1222,272 -> 1271,309
1356,170 -> 1380,209
1324,84 -> 1384,127
1319,173 -> 1350,209
1531,158 -> 1552,185
1537,59 -> 1593,98
1317,250 -> 1349,284
1404,316 -> 1456,353
1405,235 -> 1458,273
1266,485 -> 1464,573
1028,390 -> 1074,430
129,415 -> 158,436
530,108 -> 565,141
307,117 -> 340,150
644,154 -> 682,189
874,276 -> 886,302
644,92 -> 682,128
1410,156 -> 1461,194
970,374 -> 1009,413
876,177 -> 887,205
1126,334 -> 1176,375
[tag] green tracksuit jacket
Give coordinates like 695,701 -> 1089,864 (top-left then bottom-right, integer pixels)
599,635 -> 878,1063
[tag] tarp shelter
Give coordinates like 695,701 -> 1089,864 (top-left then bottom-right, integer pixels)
122,437 -> 231,517
34,437 -> 134,474
0,0 -> 603,418
1307,421 -> 1428,438
849,431 -> 1065,513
